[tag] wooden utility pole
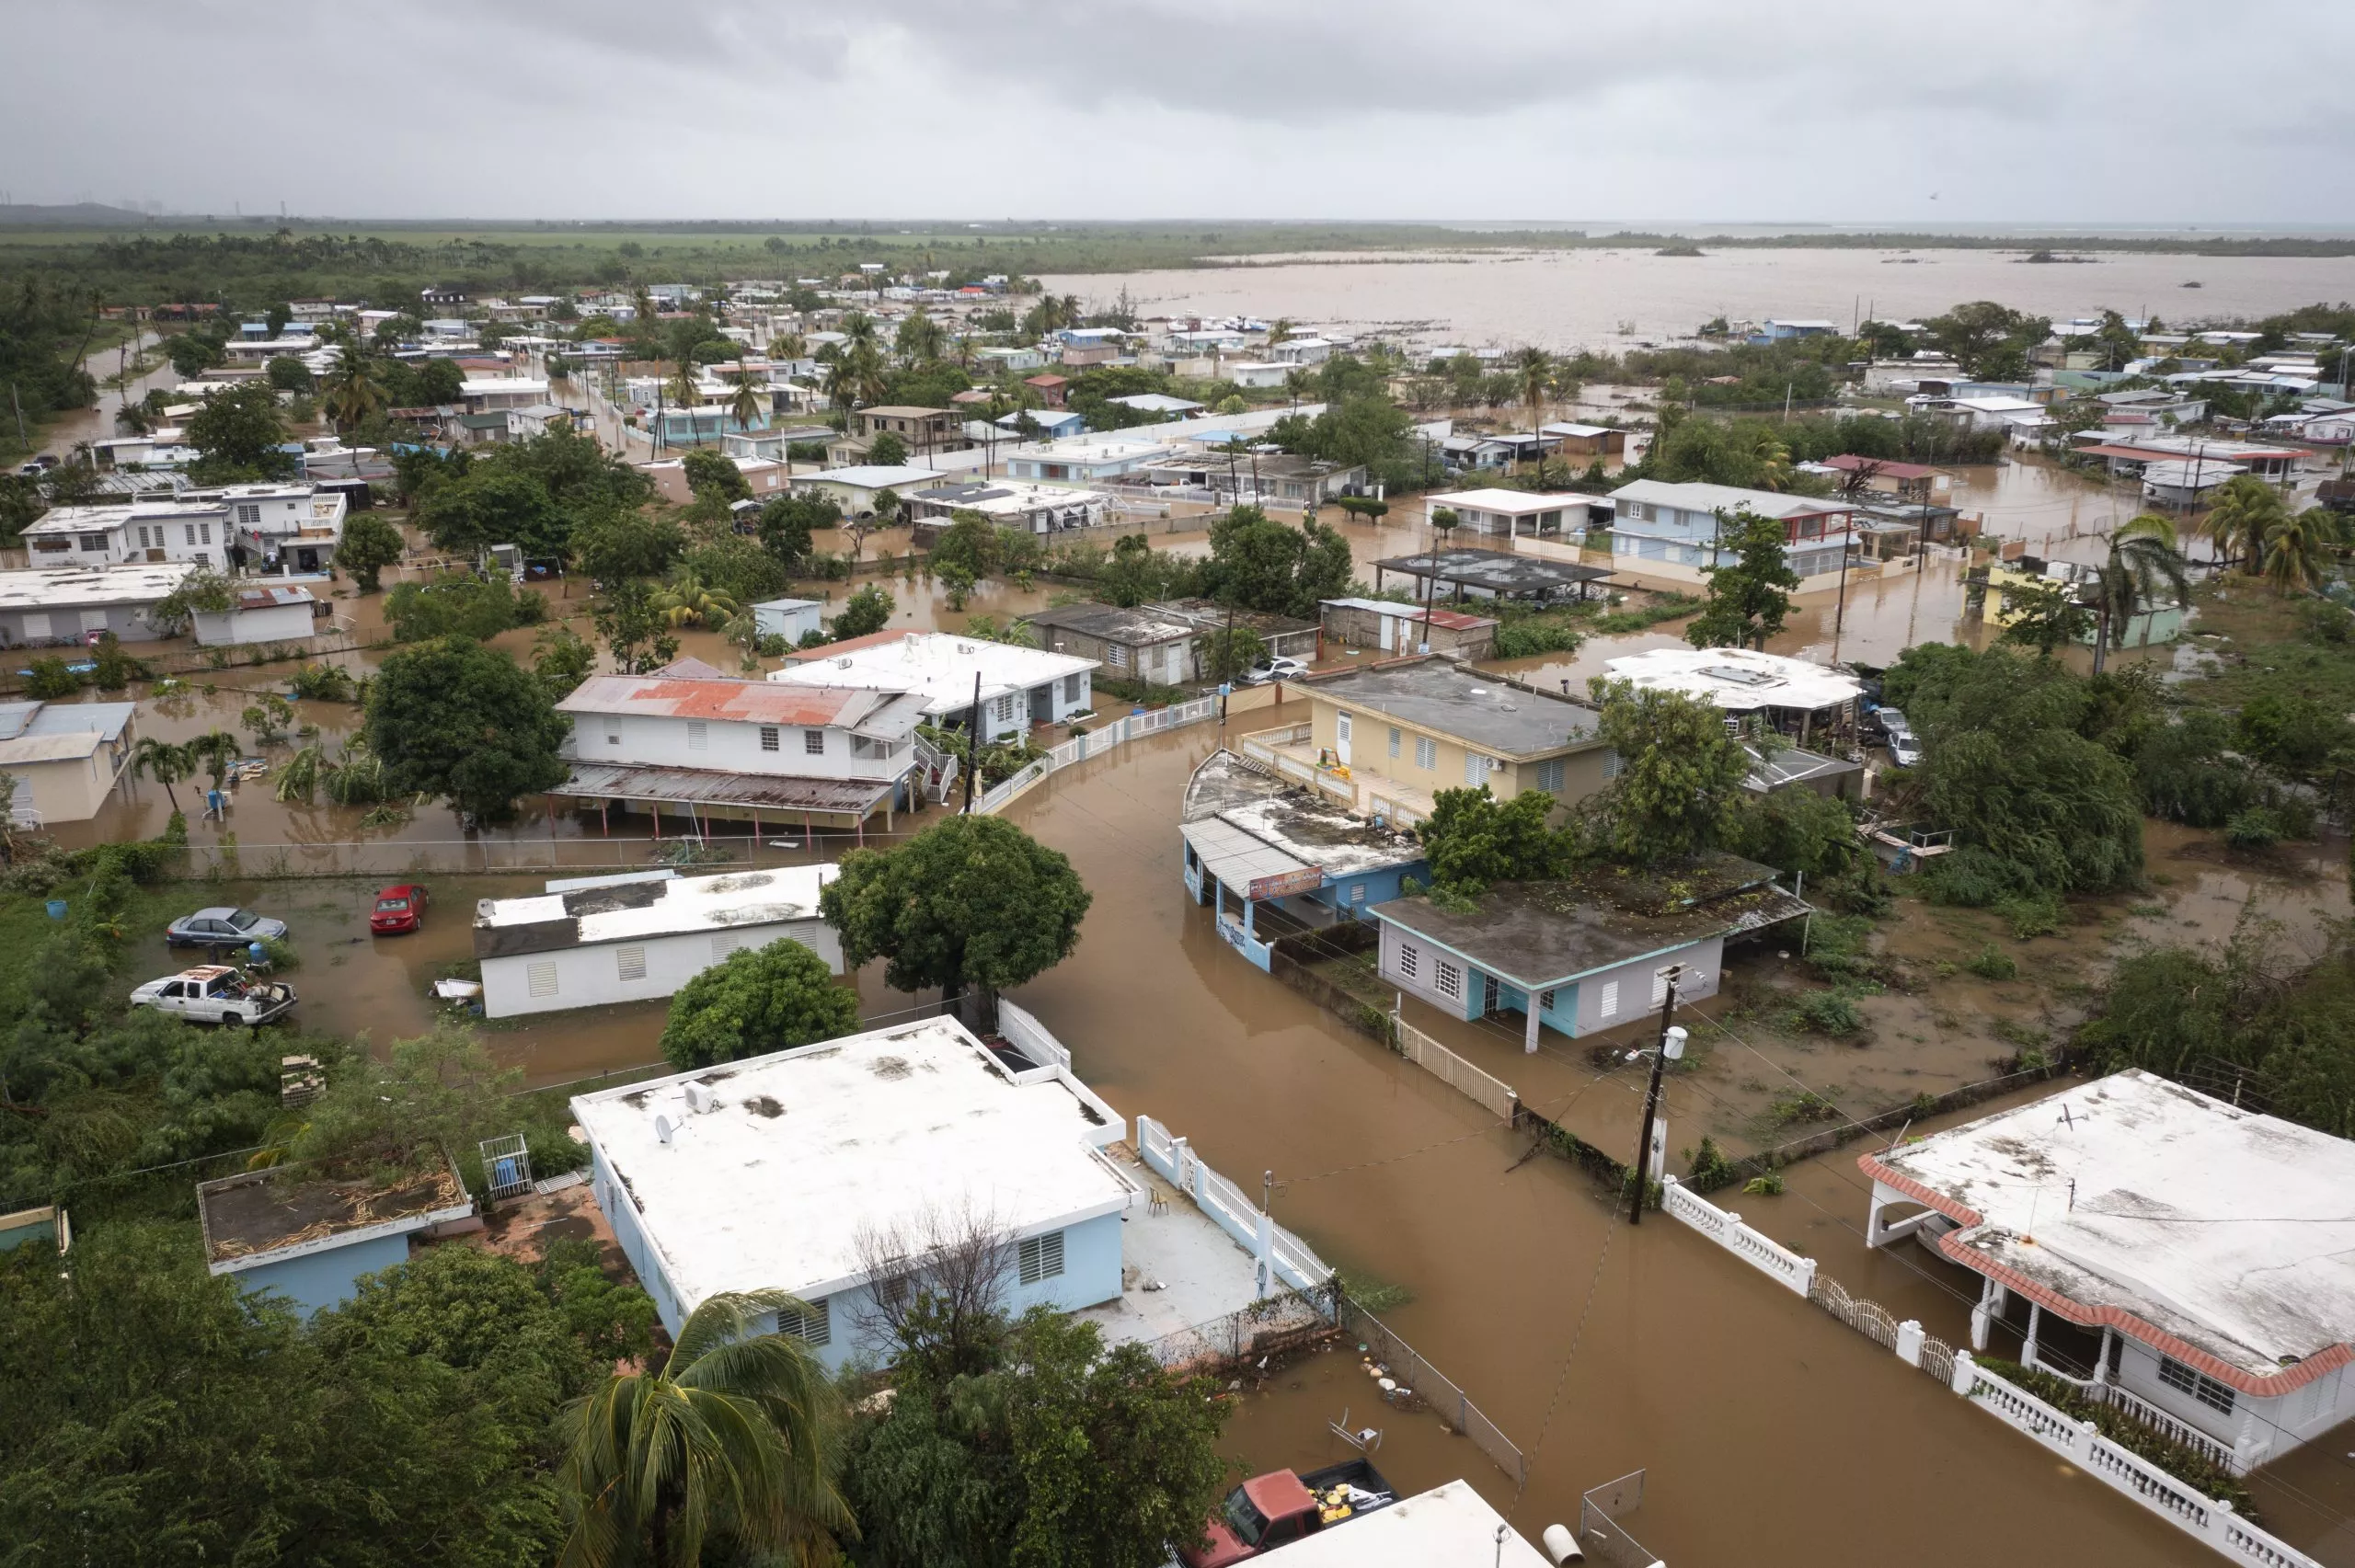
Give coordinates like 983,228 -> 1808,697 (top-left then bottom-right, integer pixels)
960,670 -> 983,812
1629,966 -> 1683,1226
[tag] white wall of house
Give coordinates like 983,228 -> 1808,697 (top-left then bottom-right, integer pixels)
576,710 -> 910,781
1375,921 -> 1725,1036
480,918 -> 843,1018
192,601 -> 316,647
8,751 -> 123,824
2110,1337 -> 2355,1465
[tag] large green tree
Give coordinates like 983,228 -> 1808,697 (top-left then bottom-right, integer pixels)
416,470 -> 565,560
1583,680 -> 1752,861
1685,506 -> 1800,651
1201,505 -> 1354,620
838,1308 -> 1228,1568
336,510 -> 406,592
365,636 -> 571,822
821,814 -> 1091,1022
659,939 -> 860,1070
1419,784 -> 1560,897
0,1222 -> 577,1568
187,379 -> 295,481
573,509 -> 686,585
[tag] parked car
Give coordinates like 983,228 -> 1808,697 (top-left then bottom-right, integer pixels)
1240,656 -> 1310,686
129,966 -> 297,1026
1889,732 -> 1925,769
165,907 -> 287,947
1178,1458 -> 1396,1567
370,884 -> 430,934
1871,706 -> 1911,741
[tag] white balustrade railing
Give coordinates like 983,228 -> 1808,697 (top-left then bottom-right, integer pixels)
973,696 -> 1220,815
1660,1176 -> 1817,1297
1132,1115 -> 1335,1298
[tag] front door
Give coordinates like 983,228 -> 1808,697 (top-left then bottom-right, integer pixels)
1378,612 -> 1395,652
1335,711 -> 1352,767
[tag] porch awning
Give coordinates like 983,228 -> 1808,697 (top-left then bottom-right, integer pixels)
1182,817 -> 1321,900
555,761 -> 898,818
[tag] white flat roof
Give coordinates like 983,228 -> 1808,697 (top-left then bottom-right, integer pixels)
477,864 -> 836,946
1425,487 -> 1580,515
570,1018 -> 1133,1311
772,631 -> 1097,715
799,464 -> 943,489
0,562 -> 196,610
1603,646 -> 1862,712
1611,478 -> 1846,520
1270,1482 -> 1551,1568
1868,1070 -> 2355,1385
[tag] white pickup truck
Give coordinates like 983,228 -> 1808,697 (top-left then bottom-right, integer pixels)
129,966 -> 298,1026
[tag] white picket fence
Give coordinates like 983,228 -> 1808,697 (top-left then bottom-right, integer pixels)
1393,1016 -> 1520,1122
1661,1176 -> 2323,1568
974,695 -> 1221,815
1135,1114 -> 1335,1295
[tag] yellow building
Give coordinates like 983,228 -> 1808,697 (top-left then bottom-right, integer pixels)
1238,658 -> 1612,829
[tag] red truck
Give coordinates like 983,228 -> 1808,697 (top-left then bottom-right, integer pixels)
1179,1458 -> 1396,1566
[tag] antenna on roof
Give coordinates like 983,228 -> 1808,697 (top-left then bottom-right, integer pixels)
654,1114 -> 674,1145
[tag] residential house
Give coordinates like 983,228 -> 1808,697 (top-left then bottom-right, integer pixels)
774,630 -> 1097,742
0,561 -> 198,647
1107,393 -> 1204,418
1319,598 -> 1498,660
1023,601 -> 1203,686
1752,319 -> 1838,343
1003,433 -> 1176,486
1970,556 -> 2184,648
972,345 -> 1046,374
1267,336 -> 1334,365
1054,328 -> 1126,367
1540,422 -> 1628,459
998,406 -> 1087,441
18,481 -> 344,573
458,377 -> 549,412
1275,1482 -> 1553,1568
570,1015 -> 1139,1363
638,453 -> 790,506
1370,853 -> 1809,1052
0,699 -> 137,825
1024,372 -> 1071,406
1600,645 -> 1863,742
1816,454 -> 1951,504
1135,449 -> 1368,509
1239,658 -> 1611,830
2071,434 -> 2308,485
1153,599 -> 1319,663
472,865 -> 842,1019
792,464 -> 948,518
191,584 -> 322,648
904,480 -> 1109,535
853,406 -> 968,455
1223,361 -> 1292,389
1859,1069 -> 2355,1474
552,659 -> 930,839
1606,479 -> 1856,585
1180,749 -> 1428,970
1423,488 -> 1577,539
195,1160 -> 473,1318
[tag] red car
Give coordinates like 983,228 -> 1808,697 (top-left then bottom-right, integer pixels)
370,884 -> 429,934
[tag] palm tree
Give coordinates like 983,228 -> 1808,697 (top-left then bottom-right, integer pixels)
1268,317 -> 1295,349
669,360 -> 703,446
727,360 -> 764,437
2261,506 -> 2344,596
1515,347 -> 1553,481
1738,424 -> 1795,491
2201,473 -> 2288,574
557,1289 -> 846,1568
322,352 -> 389,433
650,567 -> 740,630
2086,513 -> 2193,672
845,343 -> 888,408
130,736 -> 192,813
894,310 -> 944,366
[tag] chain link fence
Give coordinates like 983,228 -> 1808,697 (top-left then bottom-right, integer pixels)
1338,1298 -> 1528,1488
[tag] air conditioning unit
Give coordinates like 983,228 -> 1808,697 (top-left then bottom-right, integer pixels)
683,1082 -> 718,1116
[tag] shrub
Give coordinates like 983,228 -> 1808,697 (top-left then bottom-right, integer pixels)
1976,1358 -> 2254,1515
1684,1135 -> 1740,1193
1993,890 -> 2063,939
1741,1173 -> 1786,1196
2223,807 -> 2281,849
1793,990 -> 1863,1036
1962,943 -> 2018,980
23,657 -> 83,698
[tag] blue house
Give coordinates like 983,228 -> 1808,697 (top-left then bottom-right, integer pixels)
1181,749 -> 1428,972
999,406 -> 1086,440
571,1014 -> 1138,1371
1369,853 -> 1809,1054
196,1162 -> 475,1317
1606,479 -> 1858,583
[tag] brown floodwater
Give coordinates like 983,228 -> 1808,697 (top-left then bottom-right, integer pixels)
1040,248 -> 2355,350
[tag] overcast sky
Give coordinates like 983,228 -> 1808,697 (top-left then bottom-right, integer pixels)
9,1 -> 2354,227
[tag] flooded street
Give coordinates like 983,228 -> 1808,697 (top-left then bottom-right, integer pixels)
1042,247 -> 2355,349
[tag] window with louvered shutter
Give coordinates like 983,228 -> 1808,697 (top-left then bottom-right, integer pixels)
1018,1230 -> 1064,1285
712,933 -> 743,962
527,961 -> 557,998
686,721 -> 707,750
780,1298 -> 831,1345
616,945 -> 648,981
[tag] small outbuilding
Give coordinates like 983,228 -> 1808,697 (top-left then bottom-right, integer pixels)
191,584 -> 321,648
196,1159 -> 473,1318
751,597 -> 826,645
1319,597 -> 1497,659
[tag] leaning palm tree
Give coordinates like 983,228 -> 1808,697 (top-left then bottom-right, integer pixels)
130,736 -> 193,813
2261,507 -> 2344,596
669,360 -> 704,446
2201,473 -> 2289,575
556,1289 -> 846,1568
2085,513 -> 2193,673
184,728 -> 243,808
846,343 -> 888,408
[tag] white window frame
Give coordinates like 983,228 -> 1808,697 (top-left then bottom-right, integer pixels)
1599,979 -> 1620,1018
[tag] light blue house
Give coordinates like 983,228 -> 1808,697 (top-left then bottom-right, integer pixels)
1180,750 -> 1428,973
1369,853 -> 1809,1054
572,1014 -> 1137,1370
196,1162 -> 475,1318
1607,479 -> 1858,583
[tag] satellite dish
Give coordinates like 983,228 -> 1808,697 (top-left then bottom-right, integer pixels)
654,1115 -> 674,1145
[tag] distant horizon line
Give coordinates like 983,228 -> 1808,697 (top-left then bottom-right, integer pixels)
5,206 -> 2355,239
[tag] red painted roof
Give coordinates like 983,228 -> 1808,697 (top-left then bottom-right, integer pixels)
558,674 -> 867,726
